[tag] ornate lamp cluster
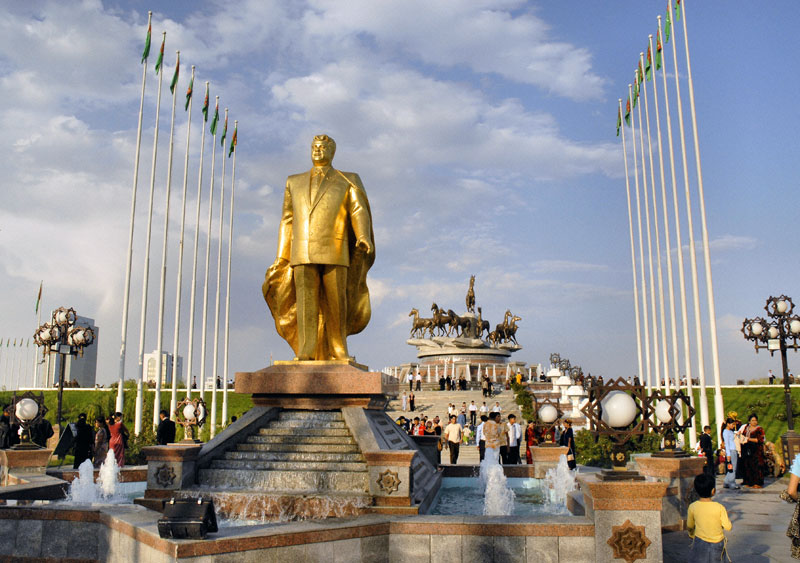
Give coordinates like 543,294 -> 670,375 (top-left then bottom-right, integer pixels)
32,306 -> 95,436
175,397 -> 208,442
9,391 -> 48,450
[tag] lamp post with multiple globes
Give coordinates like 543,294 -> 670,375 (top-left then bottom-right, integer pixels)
741,294 -> 800,465
33,307 -> 95,437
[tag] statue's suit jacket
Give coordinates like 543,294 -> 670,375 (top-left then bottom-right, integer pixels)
276,167 -> 372,267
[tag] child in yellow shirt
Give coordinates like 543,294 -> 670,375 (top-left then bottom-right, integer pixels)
687,473 -> 732,562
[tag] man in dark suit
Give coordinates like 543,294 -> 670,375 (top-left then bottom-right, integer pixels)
157,410 -> 176,445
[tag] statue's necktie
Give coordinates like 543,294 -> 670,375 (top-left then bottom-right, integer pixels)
310,168 -> 325,203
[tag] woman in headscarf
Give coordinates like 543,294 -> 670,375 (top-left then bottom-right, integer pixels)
92,415 -> 109,469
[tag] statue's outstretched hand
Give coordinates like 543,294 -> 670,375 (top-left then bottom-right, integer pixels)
356,238 -> 374,255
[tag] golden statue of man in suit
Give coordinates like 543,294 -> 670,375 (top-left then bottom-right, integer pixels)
263,135 -> 375,361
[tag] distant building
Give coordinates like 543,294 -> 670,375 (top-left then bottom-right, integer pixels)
42,315 -> 99,389
144,350 -> 183,387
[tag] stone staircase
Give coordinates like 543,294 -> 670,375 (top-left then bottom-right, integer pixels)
198,410 -> 369,494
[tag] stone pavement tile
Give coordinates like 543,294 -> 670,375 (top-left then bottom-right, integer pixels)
461,535 -> 493,563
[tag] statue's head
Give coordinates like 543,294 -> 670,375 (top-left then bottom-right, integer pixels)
311,134 -> 336,166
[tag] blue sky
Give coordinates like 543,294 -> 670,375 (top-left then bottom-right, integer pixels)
0,1 -> 797,387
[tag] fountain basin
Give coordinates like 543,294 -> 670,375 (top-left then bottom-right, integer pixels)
429,477 -> 574,516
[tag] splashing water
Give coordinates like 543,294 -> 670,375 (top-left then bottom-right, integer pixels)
544,454 -> 577,507
479,447 -> 515,515
68,451 -> 121,503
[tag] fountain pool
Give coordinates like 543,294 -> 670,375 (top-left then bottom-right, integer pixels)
429,477 -> 572,516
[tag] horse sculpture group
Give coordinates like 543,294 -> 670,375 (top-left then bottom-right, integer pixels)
408,304 -> 521,346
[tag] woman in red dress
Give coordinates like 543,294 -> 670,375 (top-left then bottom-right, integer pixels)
741,413 -> 765,488
107,412 -> 129,468
525,420 -> 538,464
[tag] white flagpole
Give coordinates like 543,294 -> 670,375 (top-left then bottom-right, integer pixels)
118,11 -> 152,414
135,31 -> 166,435
153,50 -> 180,430
222,120 -> 237,427
668,0 -> 709,430
682,0 -> 724,437
640,52 -> 668,394
659,18 -> 695,446
632,77 -> 653,393
186,82 -> 210,399
619,98 -> 644,391
170,65 -> 195,418
210,108 -> 228,439
200,96 -> 220,402
649,34 -> 677,398
35,296 -> 42,387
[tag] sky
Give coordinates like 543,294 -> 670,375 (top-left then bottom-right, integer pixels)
0,0 -> 798,389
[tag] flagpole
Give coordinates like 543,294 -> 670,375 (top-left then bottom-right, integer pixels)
634,73 -> 654,393
135,31 -> 166,435
185,82 -> 209,399
649,34 -> 677,398
629,83 -> 652,394
681,0 -> 724,437
200,96 -> 220,404
658,18 -> 695,446
153,50 -> 180,430
222,120 -> 237,428
210,108 -> 228,439
35,284 -> 42,387
668,0 -> 709,430
118,11 -> 152,414
640,51 -> 668,393
619,99 -> 644,390
170,65 -> 195,419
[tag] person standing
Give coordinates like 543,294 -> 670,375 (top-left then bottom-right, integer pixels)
72,413 -> 94,469
687,473 -> 732,562
481,377 -> 488,397
439,374 -> 445,391
408,392 -> 415,412
741,414 -> 765,488
443,415 -> 462,464
407,372 -> 414,392
722,418 -> 741,489
457,408 -> 467,429
476,415 -> 487,462
107,412 -> 129,467
525,420 -> 537,464
157,410 -> 176,446
415,371 -> 422,391
483,412 -> 506,463
768,369 -> 775,385
506,414 -> 522,464
92,416 -> 109,469
699,425 -> 714,476
559,419 -> 577,470
491,402 -> 501,414
468,401 -> 478,427
401,391 -> 408,412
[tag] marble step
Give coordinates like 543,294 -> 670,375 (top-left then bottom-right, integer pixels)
223,450 -> 365,463
258,427 -> 352,437
278,410 -> 344,422
198,467 -> 370,492
268,419 -> 349,430
236,442 -> 360,454
209,459 -> 367,472
247,434 -> 356,445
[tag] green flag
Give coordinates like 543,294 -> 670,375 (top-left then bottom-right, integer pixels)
645,45 -> 652,81
625,97 -> 631,126
633,73 -> 639,107
35,281 -> 42,314
185,76 -> 193,111
154,34 -> 165,74
656,33 -> 663,70
169,53 -> 180,94
675,0 -> 681,22
141,23 -> 151,63
201,84 -> 209,122
228,126 -> 237,157
210,101 -> 219,135
616,108 -> 621,137
220,114 -> 227,146
638,60 -> 644,84
665,7 -> 672,43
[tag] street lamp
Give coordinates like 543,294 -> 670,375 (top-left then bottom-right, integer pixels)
742,294 -> 800,466
33,307 -> 95,437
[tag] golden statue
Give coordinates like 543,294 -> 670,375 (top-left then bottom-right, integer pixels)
263,135 -> 375,361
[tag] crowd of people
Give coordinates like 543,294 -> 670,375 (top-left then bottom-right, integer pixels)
62,412 -> 131,469
395,403 -> 576,468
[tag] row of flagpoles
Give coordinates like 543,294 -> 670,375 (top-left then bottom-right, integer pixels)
616,0 -> 723,446
117,12 -> 240,436
0,338 -> 36,391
